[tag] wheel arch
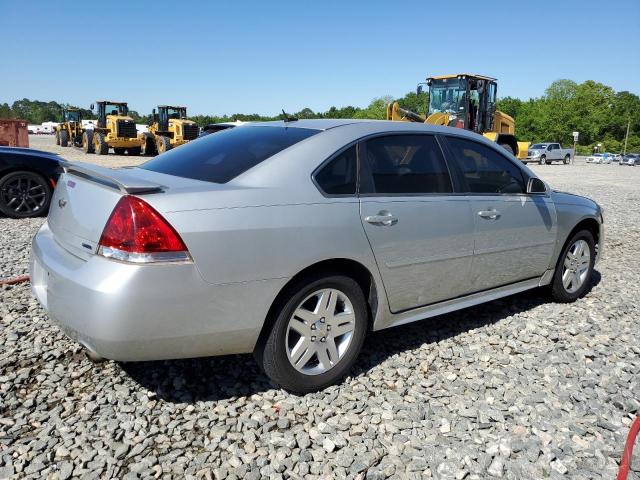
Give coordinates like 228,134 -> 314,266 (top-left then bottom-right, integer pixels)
253,258 -> 379,356
553,216 -> 602,271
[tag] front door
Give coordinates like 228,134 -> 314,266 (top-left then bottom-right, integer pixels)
358,134 -> 475,313
443,135 -> 557,292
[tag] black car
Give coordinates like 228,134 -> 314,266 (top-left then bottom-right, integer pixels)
0,147 -> 63,218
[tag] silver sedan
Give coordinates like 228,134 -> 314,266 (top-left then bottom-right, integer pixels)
31,120 -> 604,392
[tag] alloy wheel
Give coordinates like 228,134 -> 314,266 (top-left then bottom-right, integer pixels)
285,288 -> 356,375
562,239 -> 591,293
0,174 -> 48,215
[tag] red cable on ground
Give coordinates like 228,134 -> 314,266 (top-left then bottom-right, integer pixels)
618,416 -> 640,480
0,274 -> 30,286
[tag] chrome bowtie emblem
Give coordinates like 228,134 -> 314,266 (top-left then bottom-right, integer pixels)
58,199 -> 67,208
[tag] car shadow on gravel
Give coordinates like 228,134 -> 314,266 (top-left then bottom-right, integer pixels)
122,271 -> 601,402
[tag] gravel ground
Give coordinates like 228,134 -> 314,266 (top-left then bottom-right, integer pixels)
1,150 -> 639,479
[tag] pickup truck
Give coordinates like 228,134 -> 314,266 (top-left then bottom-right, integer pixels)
524,143 -> 573,164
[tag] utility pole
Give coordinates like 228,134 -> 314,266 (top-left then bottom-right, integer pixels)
623,119 -> 630,155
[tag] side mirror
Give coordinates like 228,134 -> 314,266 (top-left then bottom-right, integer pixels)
416,85 -> 423,95
527,177 -> 547,194
90,103 -> 94,111
547,146 -> 552,151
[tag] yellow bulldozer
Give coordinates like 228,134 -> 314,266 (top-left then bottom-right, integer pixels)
82,101 -> 144,156
140,105 -> 199,155
54,108 -> 84,148
387,73 -> 529,159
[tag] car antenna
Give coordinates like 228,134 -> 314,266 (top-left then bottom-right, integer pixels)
282,109 -> 298,123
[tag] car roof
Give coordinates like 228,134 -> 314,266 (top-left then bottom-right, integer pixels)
0,146 -> 59,158
248,118 -> 494,139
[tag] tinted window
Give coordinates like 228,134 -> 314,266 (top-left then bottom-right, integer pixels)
142,126 -> 318,183
446,137 -> 525,194
364,135 -> 452,194
314,145 -> 357,195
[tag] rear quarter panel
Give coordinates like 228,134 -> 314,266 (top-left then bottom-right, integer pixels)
164,199 -> 379,286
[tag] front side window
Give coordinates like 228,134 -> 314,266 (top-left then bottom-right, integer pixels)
314,145 -> 357,195
363,135 -> 452,194
141,126 -> 319,183
446,137 -> 525,194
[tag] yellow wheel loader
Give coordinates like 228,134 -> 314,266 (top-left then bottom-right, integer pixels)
82,101 -> 144,156
54,108 -> 84,148
140,105 -> 199,156
387,74 -> 530,159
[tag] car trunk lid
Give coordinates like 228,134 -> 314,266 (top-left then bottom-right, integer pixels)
47,162 -> 166,259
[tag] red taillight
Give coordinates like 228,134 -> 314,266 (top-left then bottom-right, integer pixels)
98,196 -> 190,263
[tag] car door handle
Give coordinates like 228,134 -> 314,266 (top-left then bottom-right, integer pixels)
365,212 -> 398,226
477,209 -> 501,220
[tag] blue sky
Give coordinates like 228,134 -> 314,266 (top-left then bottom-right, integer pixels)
1,0 -> 638,116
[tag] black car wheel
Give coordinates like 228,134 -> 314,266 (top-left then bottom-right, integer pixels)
0,171 -> 52,218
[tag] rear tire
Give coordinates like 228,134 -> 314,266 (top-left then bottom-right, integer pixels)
549,230 -> 596,303
156,135 -> 171,154
0,171 -> 52,218
59,130 -> 69,147
258,274 -> 368,393
94,133 -> 109,155
83,131 -> 94,153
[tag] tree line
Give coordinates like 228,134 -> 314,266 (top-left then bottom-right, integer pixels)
1,79 -> 638,154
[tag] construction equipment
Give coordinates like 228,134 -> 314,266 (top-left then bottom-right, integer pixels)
82,101 -> 144,156
54,108 -> 83,148
140,105 -> 199,155
387,74 -> 529,159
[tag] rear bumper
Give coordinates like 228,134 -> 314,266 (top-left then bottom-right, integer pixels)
30,222 -> 282,361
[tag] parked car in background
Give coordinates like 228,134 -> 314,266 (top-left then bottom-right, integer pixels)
30,120 -> 603,392
586,153 -> 606,164
0,146 -> 62,218
524,143 -> 573,164
621,153 -> 640,166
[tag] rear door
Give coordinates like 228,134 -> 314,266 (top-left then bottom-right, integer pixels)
442,136 -> 557,292
358,134 -> 475,313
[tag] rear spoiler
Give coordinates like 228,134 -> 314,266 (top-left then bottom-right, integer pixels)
61,161 -> 164,194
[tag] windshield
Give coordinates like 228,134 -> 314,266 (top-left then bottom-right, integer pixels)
428,78 -> 467,117
105,104 -> 127,116
531,144 -> 548,149
64,111 -> 80,122
166,107 -> 186,119
141,126 -> 319,183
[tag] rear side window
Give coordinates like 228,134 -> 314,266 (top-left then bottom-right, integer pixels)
141,126 -> 319,183
363,135 -> 452,194
446,137 -> 525,194
314,145 -> 357,195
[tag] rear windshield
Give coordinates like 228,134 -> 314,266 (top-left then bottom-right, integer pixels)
141,126 -> 319,183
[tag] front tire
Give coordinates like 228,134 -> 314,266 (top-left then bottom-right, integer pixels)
564,154 -> 570,164
259,274 -> 368,393
539,155 -> 546,165
94,133 -> 109,155
59,130 -> 69,147
549,230 -> 596,303
83,131 -> 94,153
